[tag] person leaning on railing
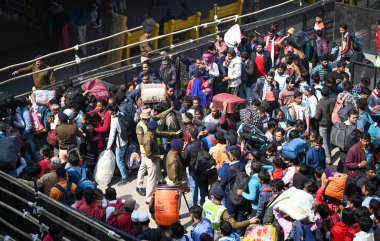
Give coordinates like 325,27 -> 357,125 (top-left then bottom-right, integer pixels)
11,55 -> 56,89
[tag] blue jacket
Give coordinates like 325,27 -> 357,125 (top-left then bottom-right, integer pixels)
189,64 -> 209,80
305,146 -> 326,169
242,173 -> 261,210
201,134 -> 216,152
191,219 -> 214,241
20,106 -> 33,133
220,161 -> 246,194
256,184 -> 272,218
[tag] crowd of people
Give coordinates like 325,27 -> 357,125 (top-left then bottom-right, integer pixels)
3,11 -> 380,241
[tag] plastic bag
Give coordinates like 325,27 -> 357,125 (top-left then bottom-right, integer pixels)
95,150 -> 116,188
33,90 -> 55,105
224,24 -> 241,47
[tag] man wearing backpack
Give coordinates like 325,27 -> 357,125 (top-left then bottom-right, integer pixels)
339,23 -> 354,62
50,168 -> 77,204
107,105 -> 129,186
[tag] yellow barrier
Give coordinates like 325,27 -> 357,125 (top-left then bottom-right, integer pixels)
160,12 -> 202,47
203,0 -> 244,34
124,23 -> 159,64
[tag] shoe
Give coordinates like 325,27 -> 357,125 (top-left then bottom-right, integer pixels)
136,187 -> 146,196
117,178 -> 129,186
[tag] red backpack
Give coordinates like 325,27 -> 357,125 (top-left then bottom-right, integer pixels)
331,92 -> 351,124
105,199 -> 125,226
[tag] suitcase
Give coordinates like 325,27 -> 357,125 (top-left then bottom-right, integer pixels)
212,93 -> 246,114
140,83 -> 166,104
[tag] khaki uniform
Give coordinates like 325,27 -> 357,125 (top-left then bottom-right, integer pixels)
142,130 -> 177,202
165,150 -> 183,186
17,63 -> 55,89
139,34 -> 153,63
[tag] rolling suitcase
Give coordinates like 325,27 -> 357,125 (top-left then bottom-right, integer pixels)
212,93 -> 246,114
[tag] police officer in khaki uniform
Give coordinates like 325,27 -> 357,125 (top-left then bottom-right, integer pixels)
165,139 -> 184,186
143,120 -> 181,203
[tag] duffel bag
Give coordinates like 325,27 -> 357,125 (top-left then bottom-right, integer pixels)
330,123 -> 357,151
243,224 -> 277,241
281,138 -> 307,160
324,173 -> 348,201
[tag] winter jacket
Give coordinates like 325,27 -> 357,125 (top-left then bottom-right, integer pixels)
315,96 -> 336,127
181,139 -> 203,171
159,63 -> 177,87
345,142 -> 378,179
331,222 -> 349,241
242,173 -> 261,210
256,184 -> 272,218
305,146 -> 326,169
224,56 -> 242,88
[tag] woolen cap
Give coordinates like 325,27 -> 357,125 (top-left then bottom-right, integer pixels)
147,120 -> 158,130
124,198 -> 136,210
50,157 -> 61,168
58,112 -> 68,123
131,210 -> 140,222
204,122 -> 217,132
212,187 -> 225,198
138,212 -> 150,222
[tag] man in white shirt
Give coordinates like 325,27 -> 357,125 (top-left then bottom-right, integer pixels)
303,86 -> 318,131
107,105 -> 129,186
289,91 -> 310,136
275,63 -> 289,91
344,109 -> 359,126
204,106 -> 221,125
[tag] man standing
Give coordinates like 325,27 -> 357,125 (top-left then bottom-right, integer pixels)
12,55 -> 56,89
339,23 -> 353,62
310,55 -> 332,84
107,105 -> 129,186
278,77 -> 297,106
136,109 -> 151,196
251,43 -> 272,79
159,56 -> 177,87
222,48 -> 242,96
139,26 -> 165,63
253,71 -> 274,101
165,139 -> 184,186
143,120 -> 180,203
345,133 -> 378,180
303,86 -> 318,131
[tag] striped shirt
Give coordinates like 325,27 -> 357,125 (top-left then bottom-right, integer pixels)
279,88 -> 298,106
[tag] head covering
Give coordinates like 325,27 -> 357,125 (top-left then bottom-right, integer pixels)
224,133 -> 237,145
124,198 -> 136,210
146,120 -> 158,130
140,108 -> 151,119
212,187 -> 225,198
287,27 -> 295,35
138,212 -> 150,222
144,26 -> 153,33
170,139 -> 184,151
304,86 -> 315,95
265,91 -> 276,102
202,53 -> 214,70
190,77 -> 207,108
50,157 -> 61,168
63,108 -> 74,121
225,145 -> 239,151
131,210 -> 140,222
204,122 -> 217,133
58,112 -> 68,123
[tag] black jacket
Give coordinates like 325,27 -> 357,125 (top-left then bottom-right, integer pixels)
159,64 -> 177,87
250,51 -> 272,76
241,58 -> 256,86
315,96 -> 336,127
181,139 -> 202,171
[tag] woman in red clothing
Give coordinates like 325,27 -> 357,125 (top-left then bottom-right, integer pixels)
37,146 -> 53,177
331,208 -> 356,241
78,187 -> 106,221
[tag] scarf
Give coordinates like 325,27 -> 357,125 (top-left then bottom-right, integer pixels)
191,78 -> 207,107
314,21 -> 325,31
202,53 -> 214,71
266,35 -> 276,65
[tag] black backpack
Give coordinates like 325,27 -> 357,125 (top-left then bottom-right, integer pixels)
194,147 -> 216,182
228,166 -> 250,206
117,113 -> 132,141
55,182 -> 75,206
64,87 -> 85,107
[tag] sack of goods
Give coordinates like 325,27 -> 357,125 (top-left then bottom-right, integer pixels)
323,172 -> 348,201
213,93 -> 246,114
243,224 -> 278,241
94,150 -> 116,188
81,78 -> 111,101
0,136 -> 22,171
330,123 -> 357,151
238,123 -> 268,150
141,83 -> 166,103
33,90 -> 56,105
281,138 -> 307,160
270,187 -> 316,222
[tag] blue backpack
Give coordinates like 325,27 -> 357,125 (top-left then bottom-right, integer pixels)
281,138 -> 308,160
67,165 -> 97,190
351,34 -> 363,51
363,115 -> 380,148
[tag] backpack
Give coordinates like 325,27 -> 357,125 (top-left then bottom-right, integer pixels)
279,105 -> 295,126
281,138 -> 308,161
363,115 -> 380,148
328,41 -> 340,61
106,199 -> 125,226
338,104 -> 355,123
55,182 -> 75,206
117,113 -> 132,142
64,87 -> 85,107
316,38 -> 329,57
194,147 -> 216,183
228,166 -> 250,206
68,166 -> 97,190
330,123 -> 357,151
350,34 -> 363,51
331,92 -> 351,124
238,123 -> 268,151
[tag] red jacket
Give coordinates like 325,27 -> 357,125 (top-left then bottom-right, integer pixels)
88,109 -> 111,136
331,222 -> 349,241
79,201 -> 106,221
345,223 -> 360,241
